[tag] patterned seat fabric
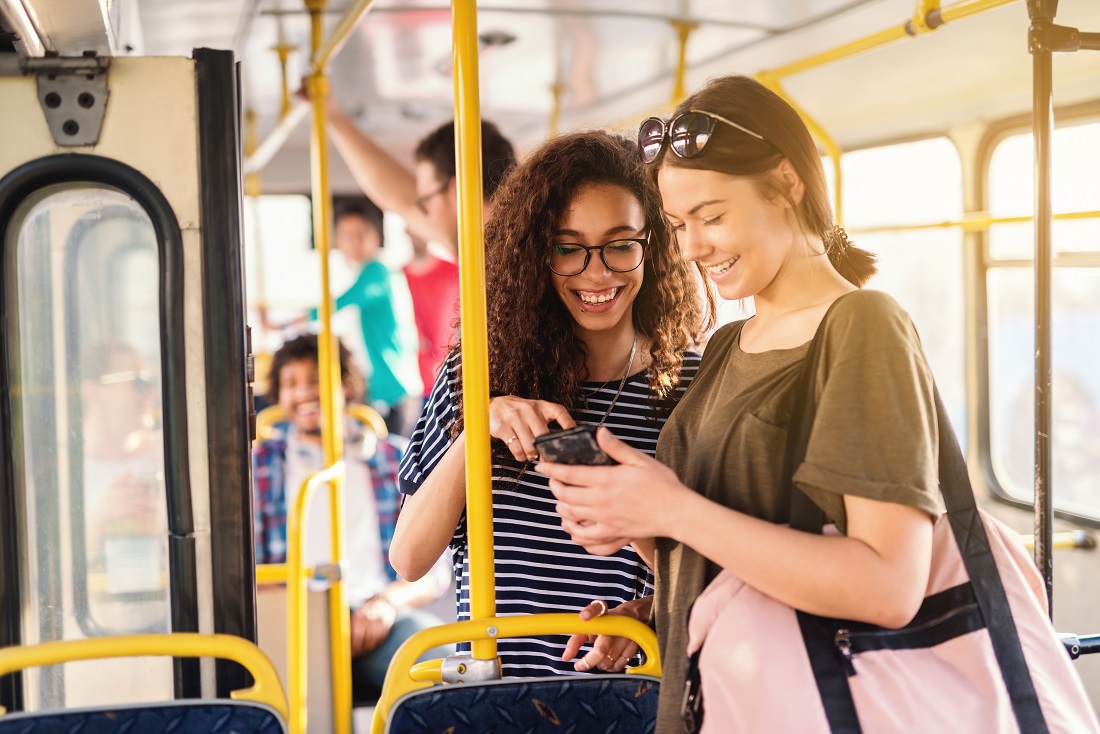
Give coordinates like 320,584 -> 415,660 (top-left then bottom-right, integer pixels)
0,701 -> 286,733
387,675 -> 660,734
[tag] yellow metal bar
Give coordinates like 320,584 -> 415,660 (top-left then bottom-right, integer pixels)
846,209 -> 1100,235
669,21 -> 698,105
548,82 -> 564,138
1022,530 -> 1096,551
257,563 -> 287,585
755,73 -> 845,226
309,0 -> 379,75
273,42 -> 296,118
303,0 -> 353,731
452,0 -> 497,661
760,0 -> 1014,81
245,0 -> 376,176
286,461 -> 346,734
939,0 -> 1015,24
910,0 -> 943,34
370,614 -> 662,733
0,633 -> 289,722
243,100 -> 310,176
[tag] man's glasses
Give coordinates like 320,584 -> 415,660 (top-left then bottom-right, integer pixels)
97,369 -> 156,393
549,236 -> 647,277
415,182 -> 449,212
638,109 -> 765,164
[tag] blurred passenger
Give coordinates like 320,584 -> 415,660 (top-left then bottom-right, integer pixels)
544,74 -> 941,732
391,131 -> 711,676
317,200 -> 422,437
81,340 -> 168,630
315,91 -> 517,387
402,227 -> 459,396
319,93 -> 516,253
252,333 -> 452,699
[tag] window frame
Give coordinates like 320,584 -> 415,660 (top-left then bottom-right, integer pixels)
0,154 -> 196,710
975,101 -> 1100,528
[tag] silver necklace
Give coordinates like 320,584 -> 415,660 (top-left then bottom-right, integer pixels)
592,332 -> 638,430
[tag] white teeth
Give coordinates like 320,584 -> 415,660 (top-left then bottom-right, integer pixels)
707,257 -> 739,275
577,288 -> 619,305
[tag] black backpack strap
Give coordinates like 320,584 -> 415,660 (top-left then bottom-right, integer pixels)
783,304 -> 1047,734
933,387 -> 1048,732
784,315 -> 861,731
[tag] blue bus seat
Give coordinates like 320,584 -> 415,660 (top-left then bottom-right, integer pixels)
0,699 -> 287,733
385,674 -> 660,734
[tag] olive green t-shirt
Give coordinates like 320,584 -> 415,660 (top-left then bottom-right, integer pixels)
651,289 -> 944,734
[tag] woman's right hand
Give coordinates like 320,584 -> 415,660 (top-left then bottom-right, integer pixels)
489,396 -> 575,462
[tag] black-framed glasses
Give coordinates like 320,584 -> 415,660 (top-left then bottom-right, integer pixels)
415,182 -> 449,212
549,235 -> 647,276
638,109 -> 765,164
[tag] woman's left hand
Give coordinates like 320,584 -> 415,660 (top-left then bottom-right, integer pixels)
562,596 -> 652,673
540,428 -> 690,554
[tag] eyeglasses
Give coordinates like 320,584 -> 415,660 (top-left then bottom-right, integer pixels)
97,369 -> 156,393
549,235 -> 647,276
415,182 -> 449,212
638,109 -> 765,164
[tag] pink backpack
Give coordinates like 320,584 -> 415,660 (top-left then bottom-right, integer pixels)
682,311 -> 1098,734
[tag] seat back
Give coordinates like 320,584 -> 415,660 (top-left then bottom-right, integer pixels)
386,675 -> 660,734
0,699 -> 287,733
0,633 -> 289,732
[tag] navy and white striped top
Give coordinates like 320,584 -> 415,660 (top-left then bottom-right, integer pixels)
398,349 -> 702,677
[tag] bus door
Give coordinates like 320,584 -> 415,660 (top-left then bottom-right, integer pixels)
0,49 -> 254,712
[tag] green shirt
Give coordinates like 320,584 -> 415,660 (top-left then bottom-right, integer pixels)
651,289 -> 943,734
315,260 -> 421,408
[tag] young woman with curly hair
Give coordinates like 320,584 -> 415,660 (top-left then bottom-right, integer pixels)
391,130 -> 712,676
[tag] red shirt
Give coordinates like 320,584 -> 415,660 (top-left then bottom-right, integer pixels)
403,255 -> 460,396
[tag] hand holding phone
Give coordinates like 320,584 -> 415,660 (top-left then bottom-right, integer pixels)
533,425 -> 617,465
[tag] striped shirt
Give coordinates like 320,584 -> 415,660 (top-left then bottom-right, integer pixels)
398,349 -> 702,676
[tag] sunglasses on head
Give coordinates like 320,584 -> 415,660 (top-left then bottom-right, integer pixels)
638,109 -> 765,164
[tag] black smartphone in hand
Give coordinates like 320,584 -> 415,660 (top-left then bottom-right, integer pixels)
533,425 -> 617,465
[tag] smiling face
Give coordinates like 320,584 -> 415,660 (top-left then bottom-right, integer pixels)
277,358 -> 323,437
334,212 -> 382,266
658,164 -> 801,303
549,182 -> 646,339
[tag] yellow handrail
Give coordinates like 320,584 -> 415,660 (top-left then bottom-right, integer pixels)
0,633 -> 289,723
452,0 -> 497,662
846,209 -> 1100,234
754,72 -> 845,225
244,0 -> 379,175
371,614 -> 662,733
254,403 -> 388,443
759,0 -> 1014,81
286,460 -> 346,734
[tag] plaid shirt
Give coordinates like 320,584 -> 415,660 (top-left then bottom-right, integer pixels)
253,421 -> 400,582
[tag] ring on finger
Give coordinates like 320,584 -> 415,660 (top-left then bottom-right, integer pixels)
593,599 -> 609,617
506,435 -> 518,445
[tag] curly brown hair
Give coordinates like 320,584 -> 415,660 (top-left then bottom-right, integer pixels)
451,130 -> 712,431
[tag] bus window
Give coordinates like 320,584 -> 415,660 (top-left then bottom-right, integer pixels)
842,137 -> 967,437
5,184 -> 172,709
986,120 -> 1100,518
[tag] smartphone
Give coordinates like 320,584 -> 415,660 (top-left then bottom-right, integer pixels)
533,425 -> 617,465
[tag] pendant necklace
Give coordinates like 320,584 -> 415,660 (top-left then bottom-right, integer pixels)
592,332 -> 638,430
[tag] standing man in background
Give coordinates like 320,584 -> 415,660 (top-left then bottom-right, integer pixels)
316,95 -> 517,390
322,100 -> 516,254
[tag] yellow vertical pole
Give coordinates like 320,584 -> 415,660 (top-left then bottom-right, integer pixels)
452,0 -> 497,661
303,0 -> 351,732
669,21 -> 698,105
